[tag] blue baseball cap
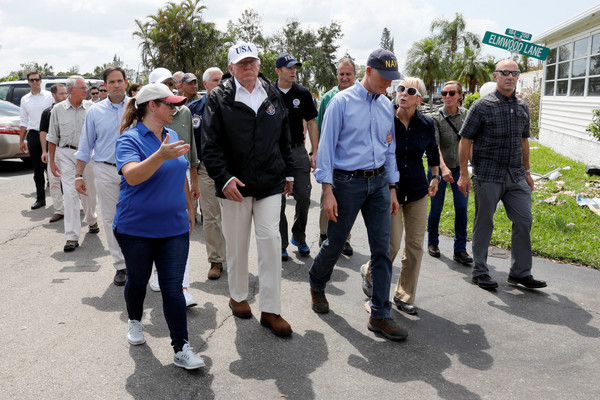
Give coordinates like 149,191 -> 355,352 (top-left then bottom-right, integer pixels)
276,54 -> 302,69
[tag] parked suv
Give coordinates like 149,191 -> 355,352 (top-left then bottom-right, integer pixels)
0,76 -> 104,107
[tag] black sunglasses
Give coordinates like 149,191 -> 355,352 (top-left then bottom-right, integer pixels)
90,92 -> 99,95
99,89 -> 107,92
441,90 -> 457,97
28,78 -> 41,82
495,70 -> 520,77
154,99 -> 176,109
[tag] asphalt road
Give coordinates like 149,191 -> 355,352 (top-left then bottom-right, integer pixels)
1,158 -> 599,400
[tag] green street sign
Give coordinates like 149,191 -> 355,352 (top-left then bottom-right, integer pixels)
505,28 -> 532,41
483,31 -> 550,60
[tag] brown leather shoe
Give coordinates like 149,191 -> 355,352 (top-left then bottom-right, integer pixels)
428,244 -> 440,257
260,312 -> 292,337
49,213 -> 64,223
229,298 -> 252,319
207,262 -> 223,280
368,317 -> 408,340
310,288 -> 329,314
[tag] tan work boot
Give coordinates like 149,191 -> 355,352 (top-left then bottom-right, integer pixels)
207,262 -> 223,280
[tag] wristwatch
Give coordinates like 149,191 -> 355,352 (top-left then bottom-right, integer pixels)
432,174 -> 441,181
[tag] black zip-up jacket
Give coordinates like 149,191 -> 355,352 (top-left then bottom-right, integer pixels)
201,73 -> 293,200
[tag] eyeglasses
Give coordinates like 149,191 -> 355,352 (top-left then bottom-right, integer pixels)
154,99 -> 176,109
398,85 -> 422,97
99,89 -> 107,92
495,70 -> 520,77
28,78 -> 41,82
164,81 -> 175,88
441,90 -> 458,97
75,87 -> 88,91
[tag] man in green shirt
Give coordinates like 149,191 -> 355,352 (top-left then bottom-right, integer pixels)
316,57 -> 356,255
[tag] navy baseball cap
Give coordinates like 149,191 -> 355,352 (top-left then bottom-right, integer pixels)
276,54 -> 302,69
367,49 -> 401,81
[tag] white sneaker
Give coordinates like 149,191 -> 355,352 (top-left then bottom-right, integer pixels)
173,343 -> 205,370
150,272 -> 160,292
127,319 -> 146,345
183,288 -> 197,307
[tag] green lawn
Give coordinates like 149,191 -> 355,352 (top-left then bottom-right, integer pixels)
431,142 -> 600,269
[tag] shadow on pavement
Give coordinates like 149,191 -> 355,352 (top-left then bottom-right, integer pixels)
318,310 -> 492,400
229,317 -> 328,399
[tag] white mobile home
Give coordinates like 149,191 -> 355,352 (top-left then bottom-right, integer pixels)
533,4 -> 600,165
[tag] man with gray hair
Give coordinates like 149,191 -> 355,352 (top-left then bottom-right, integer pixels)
47,76 -> 98,252
40,83 -> 67,223
188,67 -> 226,280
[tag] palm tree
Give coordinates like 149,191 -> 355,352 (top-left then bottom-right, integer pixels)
430,13 -> 481,61
453,46 -> 492,93
405,36 -> 447,106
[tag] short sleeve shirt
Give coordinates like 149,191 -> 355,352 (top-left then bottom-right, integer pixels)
460,90 -> 530,183
275,81 -> 318,144
113,122 -> 190,238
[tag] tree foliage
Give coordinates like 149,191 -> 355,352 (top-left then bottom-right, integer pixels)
430,12 -> 480,60
133,0 -> 224,77
453,46 -> 491,93
405,37 -> 446,106
380,27 -> 394,53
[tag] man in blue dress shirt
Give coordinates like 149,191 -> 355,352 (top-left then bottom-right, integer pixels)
74,66 -> 129,287
309,49 -> 407,341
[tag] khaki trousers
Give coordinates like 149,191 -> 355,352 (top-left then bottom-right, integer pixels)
198,162 -> 226,263
366,195 -> 428,303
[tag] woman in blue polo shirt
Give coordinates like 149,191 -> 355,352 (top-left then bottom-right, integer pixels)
113,83 -> 203,370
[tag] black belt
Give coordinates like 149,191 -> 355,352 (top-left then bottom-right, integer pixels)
102,161 -> 117,167
27,129 -> 39,133
334,166 -> 385,178
291,141 -> 304,148
63,145 -> 78,150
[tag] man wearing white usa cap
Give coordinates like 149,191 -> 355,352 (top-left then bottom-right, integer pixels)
202,42 -> 294,337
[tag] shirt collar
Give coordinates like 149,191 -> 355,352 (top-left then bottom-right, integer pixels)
136,121 -> 167,138
234,76 -> 262,95
355,80 -> 381,101
107,95 -> 130,108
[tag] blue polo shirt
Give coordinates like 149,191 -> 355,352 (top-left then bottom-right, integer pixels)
113,122 -> 189,238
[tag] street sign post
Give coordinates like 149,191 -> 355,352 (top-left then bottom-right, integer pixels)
505,28 -> 532,41
483,31 -> 550,61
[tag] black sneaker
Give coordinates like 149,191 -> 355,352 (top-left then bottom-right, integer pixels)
453,251 -> 473,265
472,274 -> 498,290
392,296 -> 418,315
507,275 -> 547,289
342,241 -> 353,256
319,234 -> 327,247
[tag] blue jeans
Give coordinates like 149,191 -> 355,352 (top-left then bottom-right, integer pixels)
309,171 -> 392,319
427,167 -> 468,253
114,230 -> 189,352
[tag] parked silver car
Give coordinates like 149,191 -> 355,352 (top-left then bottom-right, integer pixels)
0,100 -> 28,160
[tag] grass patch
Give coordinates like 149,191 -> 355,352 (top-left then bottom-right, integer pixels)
430,142 -> 600,269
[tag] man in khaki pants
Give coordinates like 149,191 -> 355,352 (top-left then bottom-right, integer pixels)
188,67 -> 226,280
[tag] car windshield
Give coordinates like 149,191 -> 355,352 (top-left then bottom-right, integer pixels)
0,100 -> 20,117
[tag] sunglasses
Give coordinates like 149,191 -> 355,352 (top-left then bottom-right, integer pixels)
495,70 -> 520,77
90,92 -> 99,95
28,78 -> 41,82
398,85 -> 422,97
154,99 -> 176,109
441,90 -> 458,97
99,89 -> 107,92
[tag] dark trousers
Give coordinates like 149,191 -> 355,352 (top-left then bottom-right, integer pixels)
280,146 -> 312,247
114,230 -> 189,352
27,130 -> 46,201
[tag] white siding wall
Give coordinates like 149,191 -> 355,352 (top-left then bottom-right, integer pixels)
539,97 -> 600,164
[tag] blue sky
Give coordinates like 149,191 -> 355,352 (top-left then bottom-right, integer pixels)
1,0 -> 598,78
